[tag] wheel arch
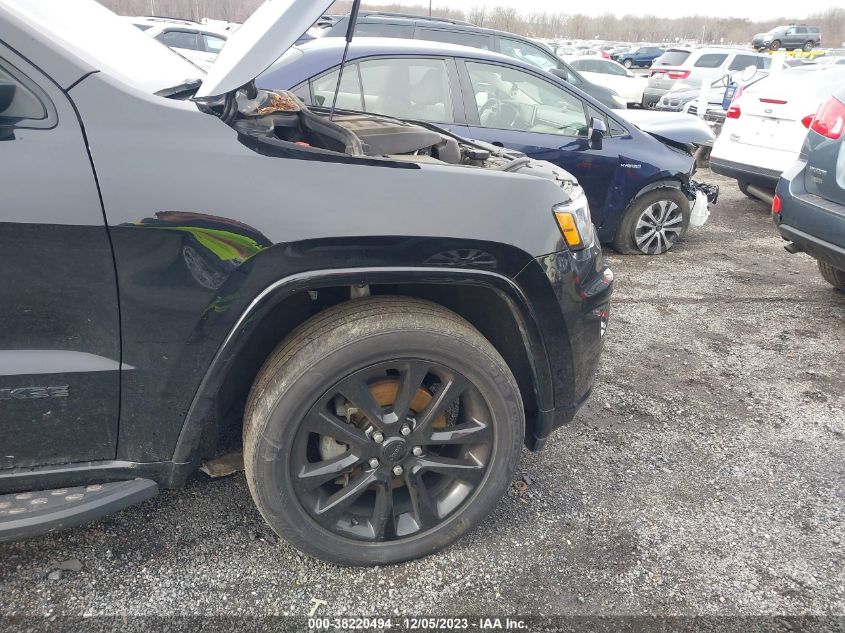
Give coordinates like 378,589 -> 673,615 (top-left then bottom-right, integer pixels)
170,267 -> 557,472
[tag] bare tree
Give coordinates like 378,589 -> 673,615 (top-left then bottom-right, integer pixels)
97,0 -> 845,47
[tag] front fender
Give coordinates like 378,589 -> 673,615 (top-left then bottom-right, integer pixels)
170,264 -> 556,467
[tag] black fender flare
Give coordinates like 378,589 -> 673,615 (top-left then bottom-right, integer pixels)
170,266 -> 555,467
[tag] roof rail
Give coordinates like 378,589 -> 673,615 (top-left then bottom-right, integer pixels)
356,11 -> 475,26
141,15 -> 202,25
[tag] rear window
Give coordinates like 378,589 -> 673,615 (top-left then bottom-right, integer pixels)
656,49 -> 690,66
694,53 -> 728,68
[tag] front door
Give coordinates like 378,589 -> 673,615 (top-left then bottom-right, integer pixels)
457,60 -> 623,229
0,45 -> 120,470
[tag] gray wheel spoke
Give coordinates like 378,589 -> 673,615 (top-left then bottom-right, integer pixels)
423,418 -> 491,446
405,470 -> 441,530
370,480 -> 395,540
338,377 -> 390,430
296,453 -> 361,491
391,362 -> 430,424
417,455 -> 485,486
314,469 -> 376,521
412,373 -> 469,438
635,227 -> 657,246
307,410 -> 370,450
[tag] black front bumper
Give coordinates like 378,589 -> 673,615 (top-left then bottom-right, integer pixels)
516,239 -> 614,449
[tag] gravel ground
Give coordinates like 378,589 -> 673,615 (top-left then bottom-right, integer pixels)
1,169 -> 844,619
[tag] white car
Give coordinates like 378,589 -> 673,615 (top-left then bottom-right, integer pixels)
565,57 -> 647,107
710,65 -> 845,199
127,16 -> 235,71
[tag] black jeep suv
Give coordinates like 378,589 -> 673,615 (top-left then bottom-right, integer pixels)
0,0 -> 612,565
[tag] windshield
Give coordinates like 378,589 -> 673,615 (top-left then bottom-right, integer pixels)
4,0 -> 203,94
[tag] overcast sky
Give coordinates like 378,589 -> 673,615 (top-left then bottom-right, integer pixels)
403,0 -> 831,20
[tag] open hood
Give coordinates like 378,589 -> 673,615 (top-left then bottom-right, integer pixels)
613,109 -> 715,145
196,0 -> 334,99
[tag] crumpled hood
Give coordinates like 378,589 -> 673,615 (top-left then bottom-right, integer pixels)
613,109 -> 716,145
196,0 -> 334,98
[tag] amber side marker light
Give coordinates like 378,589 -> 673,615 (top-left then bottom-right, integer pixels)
554,211 -> 584,249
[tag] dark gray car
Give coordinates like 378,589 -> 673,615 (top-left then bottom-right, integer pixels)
310,12 -> 625,108
752,25 -> 821,51
774,85 -> 845,291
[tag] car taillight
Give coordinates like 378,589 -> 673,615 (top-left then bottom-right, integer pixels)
810,96 -> 845,140
801,114 -> 815,129
759,98 -> 787,105
772,194 -> 782,214
726,105 -> 741,119
666,70 -> 690,80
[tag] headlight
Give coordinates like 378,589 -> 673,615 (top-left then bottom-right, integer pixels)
553,190 -> 593,250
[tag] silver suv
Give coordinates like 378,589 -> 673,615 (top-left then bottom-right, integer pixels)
642,47 -> 771,108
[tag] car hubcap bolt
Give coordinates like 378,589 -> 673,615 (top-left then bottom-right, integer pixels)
400,425 -> 411,437
412,447 -> 422,457
392,465 -> 404,476
372,432 -> 384,444
369,458 -> 380,469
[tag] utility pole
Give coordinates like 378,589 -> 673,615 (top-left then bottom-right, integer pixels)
429,0 -> 432,17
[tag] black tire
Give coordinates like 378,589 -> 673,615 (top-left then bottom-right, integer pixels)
623,59 -> 633,68
802,41 -> 814,52
769,40 -> 781,51
243,296 -> 524,565
737,179 -> 756,199
818,261 -> 845,291
613,188 -> 691,255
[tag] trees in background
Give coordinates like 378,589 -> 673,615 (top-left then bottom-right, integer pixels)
97,0 -> 845,47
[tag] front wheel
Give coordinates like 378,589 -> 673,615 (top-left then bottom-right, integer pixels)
818,261 -> 845,291
243,296 -> 524,565
769,40 -> 781,50
613,188 -> 691,255
623,59 -> 633,68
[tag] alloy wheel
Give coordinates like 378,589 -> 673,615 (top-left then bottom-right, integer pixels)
289,359 -> 494,542
634,199 -> 684,254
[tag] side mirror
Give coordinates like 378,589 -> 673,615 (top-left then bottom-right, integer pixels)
588,116 -> 606,150
741,65 -> 758,82
0,81 -> 16,114
550,68 -> 569,82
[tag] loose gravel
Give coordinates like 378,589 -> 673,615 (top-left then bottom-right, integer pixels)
1,169 -> 843,618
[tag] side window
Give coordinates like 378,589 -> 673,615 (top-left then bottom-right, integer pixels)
729,54 -> 757,71
291,81 -> 311,104
498,37 -> 560,72
156,30 -> 202,51
578,59 -> 603,73
358,58 -> 453,122
603,61 -> 628,76
310,64 -> 363,110
202,34 -> 226,53
416,28 -> 491,51
0,59 -> 49,127
694,54 -> 728,68
465,62 -> 588,137
353,22 -> 414,38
